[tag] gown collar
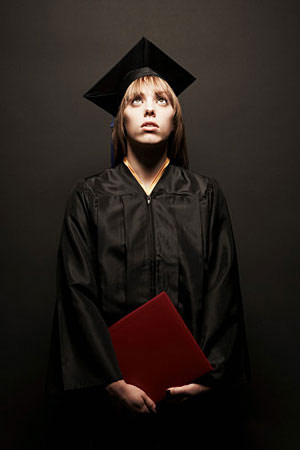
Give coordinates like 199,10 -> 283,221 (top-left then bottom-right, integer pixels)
122,156 -> 170,196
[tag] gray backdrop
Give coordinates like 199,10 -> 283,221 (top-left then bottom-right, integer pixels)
1,0 -> 299,449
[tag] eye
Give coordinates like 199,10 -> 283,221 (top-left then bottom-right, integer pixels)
131,96 -> 143,105
157,96 -> 168,105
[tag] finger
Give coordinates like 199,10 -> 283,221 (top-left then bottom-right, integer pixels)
126,400 -> 148,415
143,394 -> 157,413
134,402 -> 154,415
167,385 -> 191,396
200,385 -> 211,393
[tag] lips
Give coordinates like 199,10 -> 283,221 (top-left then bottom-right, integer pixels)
141,121 -> 159,128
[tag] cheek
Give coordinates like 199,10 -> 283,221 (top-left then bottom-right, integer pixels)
123,113 -> 139,138
124,112 -> 137,129
123,115 -> 132,134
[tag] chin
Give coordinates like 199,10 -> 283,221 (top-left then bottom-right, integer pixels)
138,137 -> 164,145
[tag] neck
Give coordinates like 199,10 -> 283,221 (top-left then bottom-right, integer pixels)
125,140 -> 169,187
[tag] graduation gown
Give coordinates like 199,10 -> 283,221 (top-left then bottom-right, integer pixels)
47,161 -> 250,397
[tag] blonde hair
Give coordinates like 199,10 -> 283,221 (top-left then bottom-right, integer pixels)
112,75 -> 189,168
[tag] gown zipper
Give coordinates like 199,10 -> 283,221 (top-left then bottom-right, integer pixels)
146,195 -> 156,298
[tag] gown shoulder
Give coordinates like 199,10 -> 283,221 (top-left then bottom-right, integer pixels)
70,163 -> 222,200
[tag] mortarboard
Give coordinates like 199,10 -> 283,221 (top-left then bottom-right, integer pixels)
83,37 -> 196,117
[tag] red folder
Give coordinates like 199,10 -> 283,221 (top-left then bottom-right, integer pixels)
108,291 -> 213,403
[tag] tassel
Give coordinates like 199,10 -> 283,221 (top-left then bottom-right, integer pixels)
110,118 -> 115,168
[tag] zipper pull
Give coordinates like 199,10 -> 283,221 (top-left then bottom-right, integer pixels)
147,195 -> 151,205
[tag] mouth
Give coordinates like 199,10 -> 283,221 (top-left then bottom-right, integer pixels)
141,122 -> 159,128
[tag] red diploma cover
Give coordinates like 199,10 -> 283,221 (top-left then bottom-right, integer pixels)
108,291 -> 213,403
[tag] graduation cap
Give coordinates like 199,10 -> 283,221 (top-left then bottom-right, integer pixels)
83,37 -> 196,117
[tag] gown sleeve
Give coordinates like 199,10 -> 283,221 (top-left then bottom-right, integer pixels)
47,178 -> 123,393
196,178 -> 251,388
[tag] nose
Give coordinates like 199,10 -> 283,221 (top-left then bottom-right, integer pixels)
144,99 -> 156,117
144,107 -> 156,117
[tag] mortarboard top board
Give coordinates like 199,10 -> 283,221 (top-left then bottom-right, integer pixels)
83,37 -> 196,117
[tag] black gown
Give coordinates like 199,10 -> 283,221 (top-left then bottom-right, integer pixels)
46,161 -> 250,449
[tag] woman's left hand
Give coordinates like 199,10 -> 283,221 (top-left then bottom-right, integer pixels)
165,383 -> 211,405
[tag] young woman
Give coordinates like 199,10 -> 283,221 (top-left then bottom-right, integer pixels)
47,37 -> 250,449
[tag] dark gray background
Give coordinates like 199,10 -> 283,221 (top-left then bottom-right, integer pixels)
1,1 -> 299,448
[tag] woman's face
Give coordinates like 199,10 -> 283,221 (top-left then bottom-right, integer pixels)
123,83 -> 175,147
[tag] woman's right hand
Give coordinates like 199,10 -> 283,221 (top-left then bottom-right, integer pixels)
105,379 -> 157,416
